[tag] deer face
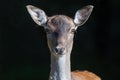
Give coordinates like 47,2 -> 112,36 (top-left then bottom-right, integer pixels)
26,5 -> 93,56
45,15 -> 76,55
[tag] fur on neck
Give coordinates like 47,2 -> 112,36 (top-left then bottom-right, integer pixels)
49,54 -> 71,80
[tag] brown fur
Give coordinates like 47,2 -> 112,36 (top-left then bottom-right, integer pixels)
71,71 -> 101,80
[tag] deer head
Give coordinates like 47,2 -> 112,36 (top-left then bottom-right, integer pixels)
26,5 -> 93,57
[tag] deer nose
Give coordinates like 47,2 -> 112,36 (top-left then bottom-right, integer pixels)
54,46 -> 65,55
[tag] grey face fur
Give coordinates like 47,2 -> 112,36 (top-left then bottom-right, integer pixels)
26,5 -> 93,56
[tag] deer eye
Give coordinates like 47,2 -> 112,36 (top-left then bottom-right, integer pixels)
71,29 -> 76,34
45,28 -> 51,34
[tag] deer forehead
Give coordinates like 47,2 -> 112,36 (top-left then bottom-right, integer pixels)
47,15 -> 75,31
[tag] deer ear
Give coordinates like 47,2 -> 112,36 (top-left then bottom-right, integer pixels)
26,5 -> 47,26
74,5 -> 94,28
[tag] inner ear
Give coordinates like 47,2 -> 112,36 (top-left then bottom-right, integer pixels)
74,5 -> 94,28
26,5 -> 48,26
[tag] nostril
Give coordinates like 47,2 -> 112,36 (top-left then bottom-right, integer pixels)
54,47 -> 65,54
55,47 -> 59,53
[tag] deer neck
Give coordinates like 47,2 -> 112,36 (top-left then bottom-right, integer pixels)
49,54 -> 71,80
49,43 -> 73,80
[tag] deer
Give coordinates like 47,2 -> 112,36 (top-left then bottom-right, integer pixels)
26,5 -> 101,80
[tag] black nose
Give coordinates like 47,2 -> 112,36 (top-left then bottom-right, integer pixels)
55,47 -> 65,54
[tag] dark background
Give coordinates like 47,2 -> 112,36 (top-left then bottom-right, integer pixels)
0,0 -> 120,80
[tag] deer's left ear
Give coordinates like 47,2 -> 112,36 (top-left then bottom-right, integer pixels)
74,5 -> 94,29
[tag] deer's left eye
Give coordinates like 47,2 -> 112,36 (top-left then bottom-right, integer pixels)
71,29 -> 76,34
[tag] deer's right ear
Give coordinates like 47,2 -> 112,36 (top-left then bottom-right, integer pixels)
26,5 -> 47,26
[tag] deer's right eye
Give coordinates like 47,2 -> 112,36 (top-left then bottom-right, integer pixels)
45,28 -> 51,34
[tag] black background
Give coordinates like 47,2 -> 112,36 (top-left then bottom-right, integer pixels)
0,0 -> 120,80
